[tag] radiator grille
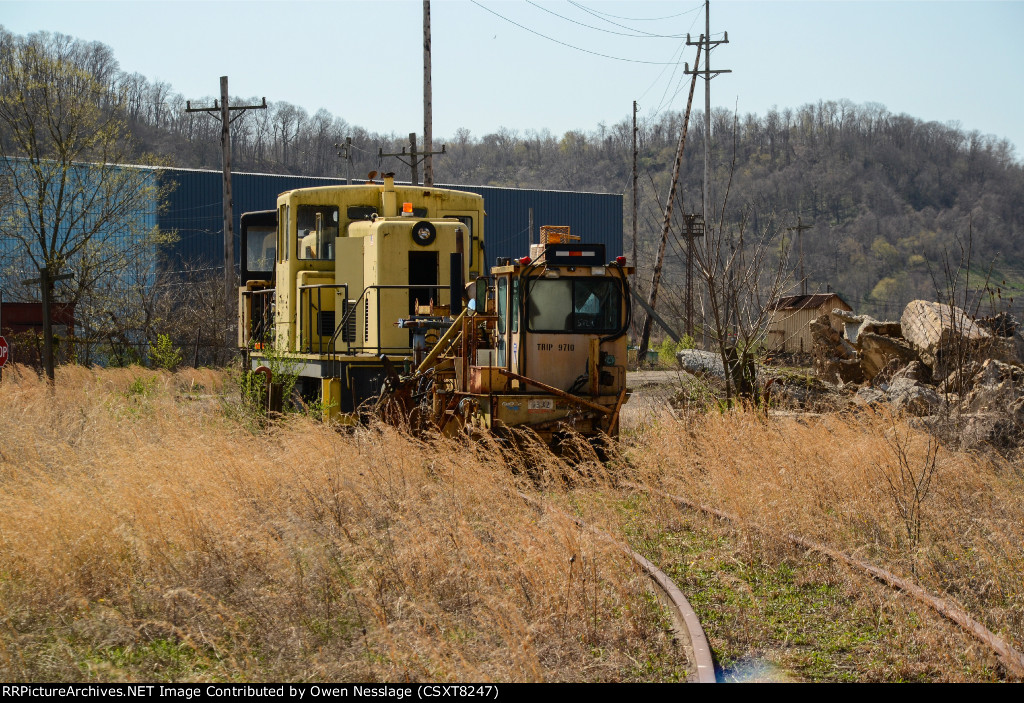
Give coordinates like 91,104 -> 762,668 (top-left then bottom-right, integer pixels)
317,310 -> 335,338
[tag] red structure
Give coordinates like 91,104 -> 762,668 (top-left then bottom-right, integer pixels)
0,302 -> 76,369
0,302 -> 75,336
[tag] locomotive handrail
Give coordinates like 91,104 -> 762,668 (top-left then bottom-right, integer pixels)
321,284 -> 452,375
298,283 -> 349,354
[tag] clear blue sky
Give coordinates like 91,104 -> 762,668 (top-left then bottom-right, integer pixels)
3,1 -> 1023,159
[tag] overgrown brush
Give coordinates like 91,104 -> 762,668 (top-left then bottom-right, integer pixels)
623,405 -> 1024,679
0,364 -> 682,682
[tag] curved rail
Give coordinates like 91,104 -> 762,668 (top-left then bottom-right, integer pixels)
630,547 -> 716,682
517,491 -> 716,683
637,484 -> 1024,680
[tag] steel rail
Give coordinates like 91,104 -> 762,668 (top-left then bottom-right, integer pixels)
517,491 -> 716,683
635,484 -> 1024,680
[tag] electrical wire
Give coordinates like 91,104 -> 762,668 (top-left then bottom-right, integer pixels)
568,0 -> 702,23
470,1 -> 689,65
525,0 -> 687,39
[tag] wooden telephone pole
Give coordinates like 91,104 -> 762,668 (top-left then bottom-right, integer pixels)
335,137 -> 354,184
637,42 -> 702,363
185,77 -> 266,346
684,213 -> 705,338
423,0 -> 434,186
687,1 -> 730,248
379,134 -> 446,186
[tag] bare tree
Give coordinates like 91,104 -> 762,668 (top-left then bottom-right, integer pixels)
690,108 -> 793,402
0,29 -> 170,379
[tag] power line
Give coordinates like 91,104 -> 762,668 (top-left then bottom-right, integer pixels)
568,1 -> 702,24
470,1 -> 690,65
525,1 -> 687,38
636,39 -> 689,102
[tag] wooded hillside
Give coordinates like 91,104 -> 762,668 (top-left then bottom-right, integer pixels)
5,27 -> 1024,325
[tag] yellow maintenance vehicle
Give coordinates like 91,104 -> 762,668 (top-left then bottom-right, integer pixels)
239,177 -> 633,443
377,226 -> 634,443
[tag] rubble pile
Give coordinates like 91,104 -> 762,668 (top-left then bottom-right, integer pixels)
812,299 -> 1024,443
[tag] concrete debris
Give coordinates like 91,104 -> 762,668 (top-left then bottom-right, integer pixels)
886,377 -> 942,416
809,299 -> 1024,420
960,359 -> 1024,413
891,360 -> 932,385
901,300 -> 990,373
675,349 -> 726,379
976,311 -> 1019,337
811,315 -> 865,384
831,308 -> 902,344
858,332 -> 918,378
854,386 -> 886,406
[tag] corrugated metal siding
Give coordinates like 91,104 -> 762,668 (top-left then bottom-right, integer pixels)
441,183 -> 623,266
157,168 -> 623,273
0,161 -> 158,280
767,295 -> 853,353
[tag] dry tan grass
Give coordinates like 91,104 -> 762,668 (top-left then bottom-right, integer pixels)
4,363 -> 1021,681
623,405 -> 1024,674
0,364 -> 682,682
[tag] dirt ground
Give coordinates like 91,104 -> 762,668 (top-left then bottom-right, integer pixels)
621,370 -> 686,432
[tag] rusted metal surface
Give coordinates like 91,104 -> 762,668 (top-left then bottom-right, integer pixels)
517,491 -> 716,683
644,485 -> 1024,680
498,368 -> 612,416
630,550 -> 717,683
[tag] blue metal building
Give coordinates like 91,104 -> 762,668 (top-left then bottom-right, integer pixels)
156,167 -> 623,273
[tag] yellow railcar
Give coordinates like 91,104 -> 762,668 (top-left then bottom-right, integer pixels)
378,227 -> 634,444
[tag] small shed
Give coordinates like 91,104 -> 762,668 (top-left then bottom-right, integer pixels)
765,293 -> 852,353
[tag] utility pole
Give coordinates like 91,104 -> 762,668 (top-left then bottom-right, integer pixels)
787,215 -> 812,295
186,78 -> 266,348
631,100 -> 638,285
411,133 -> 420,186
686,1 -> 729,346
684,213 -> 705,338
335,137 -> 354,184
686,2 -> 730,236
379,136 -> 446,185
423,0 -> 434,186
22,267 -> 72,383
637,42 -> 702,364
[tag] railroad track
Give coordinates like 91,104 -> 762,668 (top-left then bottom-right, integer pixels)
630,544 -> 716,682
518,490 -> 716,683
632,483 -> 1024,681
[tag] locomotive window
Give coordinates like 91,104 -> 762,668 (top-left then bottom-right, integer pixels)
526,278 -> 621,334
297,205 -> 339,260
347,205 -> 378,220
510,278 -> 520,334
526,279 -> 572,331
453,216 -> 474,267
247,225 -> 276,273
497,278 -> 507,334
280,205 -> 288,262
572,278 -> 621,332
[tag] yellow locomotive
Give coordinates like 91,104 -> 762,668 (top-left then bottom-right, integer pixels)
240,173 -> 484,416
239,176 -> 632,441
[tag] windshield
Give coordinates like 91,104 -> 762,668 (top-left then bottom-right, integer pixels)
525,277 -> 622,334
297,205 -> 339,261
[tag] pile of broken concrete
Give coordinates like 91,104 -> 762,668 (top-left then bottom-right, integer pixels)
812,300 -> 1024,423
